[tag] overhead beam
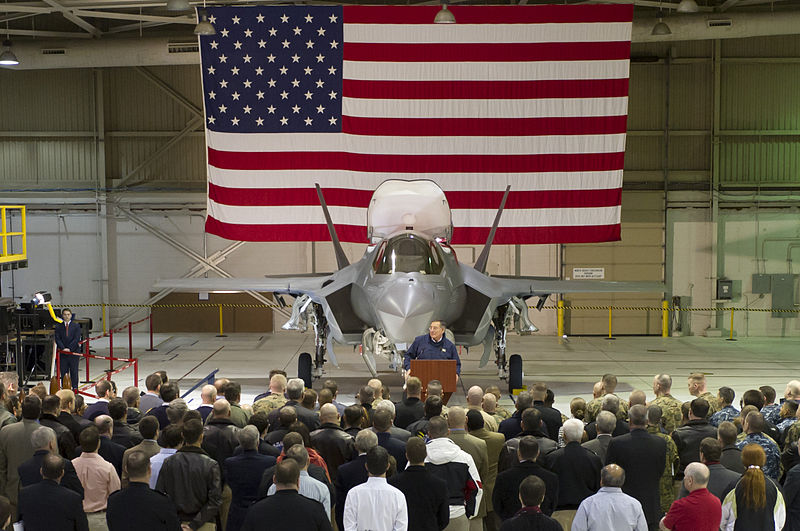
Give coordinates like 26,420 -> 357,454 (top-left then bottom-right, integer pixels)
42,0 -> 102,37
71,9 -> 195,24
0,28 -> 92,38
134,67 -> 203,118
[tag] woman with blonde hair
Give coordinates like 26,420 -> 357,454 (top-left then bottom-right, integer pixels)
720,443 -> 786,530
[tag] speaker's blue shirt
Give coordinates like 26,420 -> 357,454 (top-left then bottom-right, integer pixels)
403,334 -> 460,374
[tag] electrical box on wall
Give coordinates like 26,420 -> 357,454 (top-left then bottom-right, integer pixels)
771,274 -> 796,318
752,274 -> 771,295
716,279 -> 733,300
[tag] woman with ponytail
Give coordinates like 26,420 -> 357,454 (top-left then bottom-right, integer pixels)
720,444 -> 786,530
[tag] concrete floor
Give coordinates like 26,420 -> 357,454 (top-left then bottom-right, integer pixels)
71,331 -> 800,414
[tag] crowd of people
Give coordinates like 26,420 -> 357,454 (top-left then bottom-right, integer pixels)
1,369 -> 800,530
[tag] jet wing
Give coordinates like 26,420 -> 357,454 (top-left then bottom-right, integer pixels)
497,278 -> 665,299
152,276 -> 331,295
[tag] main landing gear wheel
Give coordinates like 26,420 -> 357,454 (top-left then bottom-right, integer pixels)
298,352 -> 313,389
508,354 -> 523,394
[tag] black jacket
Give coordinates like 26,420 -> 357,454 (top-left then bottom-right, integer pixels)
41,413 -> 77,459
533,402 -> 563,441
394,397 -> 425,430
267,400 -> 320,433
499,508 -> 563,531
241,490 -> 332,531
310,423 -> 354,480
784,463 -> 800,531
111,420 -> 143,449
223,450 -> 277,531
18,479 -> 89,531
155,446 -> 222,529
376,431 -> 407,470
76,436 -> 125,477
58,410 -> 85,442
544,441 -> 601,509
499,412 -> 524,441
722,444 -> 746,474
407,417 -> 432,438
146,404 -> 171,430
499,430 -> 557,473
83,400 -> 109,422
202,417 -> 240,480
18,449 -> 84,498
672,419 -> 718,474
334,454 -> 368,530
106,481 -> 181,531
494,460 -> 559,519
388,465 -> 449,531
606,428 -> 667,526
232,438 -> 280,458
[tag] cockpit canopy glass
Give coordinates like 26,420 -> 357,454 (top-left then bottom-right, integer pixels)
373,234 -> 444,275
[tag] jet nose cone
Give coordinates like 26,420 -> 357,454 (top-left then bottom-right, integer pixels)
376,278 -> 435,343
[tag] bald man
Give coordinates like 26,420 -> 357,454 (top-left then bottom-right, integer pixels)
482,393 -> 506,427
196,384 -> 217,423
253,374 -> 288,417
573,464 -> 647,531
466,386 -> 499,432
310,403 -> 354,480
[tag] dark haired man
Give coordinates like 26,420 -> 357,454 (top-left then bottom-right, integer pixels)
147,382 -> 180,430
19,453 -> 89,530
500,476 -> 562,531
389,437 -> 449,531
156,419 -> 222,530
40,394 -> 77,459
149,425 -> 182,489
344,446 -> 407,530
73,425 -> 121,527
494,436 -> 559,520
710,387 -> 739,428
407,394 -> 443,438
224,381 -> 250,429
106,451 -> 180,530
84,380 -> 115,421
55,308 -> 82,391
109,397 -> 142,449
139,373 -> 164,415
672,398 -> 717,477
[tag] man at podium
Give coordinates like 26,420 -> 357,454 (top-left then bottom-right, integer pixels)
403,320 -> 461,378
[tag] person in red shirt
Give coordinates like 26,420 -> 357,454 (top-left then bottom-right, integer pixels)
660,462 -> 722,531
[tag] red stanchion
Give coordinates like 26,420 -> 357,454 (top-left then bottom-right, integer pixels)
84,337 -> 90,383
146,312 -> 157,352
128,322 -> 133,357
133,358 -> 138,386
56,350 -> 61,383
109,329 -> 114,374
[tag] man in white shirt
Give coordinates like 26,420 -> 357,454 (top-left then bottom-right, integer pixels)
149,424 -> 182,488
344,446 -> 407,531
572,464 -> 648,531
268,444 -> 331,516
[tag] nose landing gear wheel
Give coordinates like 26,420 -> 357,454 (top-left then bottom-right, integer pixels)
298,352 -> 312,389
508,354 -> 523,394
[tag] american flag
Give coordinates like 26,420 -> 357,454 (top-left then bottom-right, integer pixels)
199,5 -> 633,244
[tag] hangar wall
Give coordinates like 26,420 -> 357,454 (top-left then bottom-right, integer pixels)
2,35 -> 800,337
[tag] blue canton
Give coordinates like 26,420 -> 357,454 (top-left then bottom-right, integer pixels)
761,404 -> 782,426
199,6 -> 344,133
710,405 -> 739,427
736,433 -> 780,480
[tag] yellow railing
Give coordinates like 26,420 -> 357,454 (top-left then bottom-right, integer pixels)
0,206 -> 26,265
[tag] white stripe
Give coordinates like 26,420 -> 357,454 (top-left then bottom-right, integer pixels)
208,200 -> 621,227
344,23 -> 632,44
343,59 -> 629,82
342,97 -> 629,119
207,169 -> 623,191
207,131 -> 626,155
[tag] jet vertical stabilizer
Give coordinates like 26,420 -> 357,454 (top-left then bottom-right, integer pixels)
474,185 -> 511,274
315,183 -> 350,270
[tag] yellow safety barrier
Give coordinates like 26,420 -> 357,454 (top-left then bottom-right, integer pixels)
662,300 -> 669,338
606,306 -> 615,340
217,304 -> 227,337
557,300 -> 565,338
0,205 -> 26,265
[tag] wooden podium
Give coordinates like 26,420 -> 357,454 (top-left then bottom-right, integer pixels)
410,359 -> 457,405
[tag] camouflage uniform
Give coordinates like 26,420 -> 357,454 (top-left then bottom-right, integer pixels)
495,405 -> 512,420
710,405 -> 740,428
647,425 -> 679,513
777,417 -> 797,436
785,421 -> 800,450
252,393 -> 287,417
698,392 -> 721,415
586,394 -> 629,423
736,432 -> 782,480
650,394 -> 683,434
762,404 -> 782,426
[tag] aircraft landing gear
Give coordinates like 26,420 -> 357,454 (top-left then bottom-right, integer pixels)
310,304 -> 328,380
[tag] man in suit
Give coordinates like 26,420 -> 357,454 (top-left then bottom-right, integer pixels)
224,426 -> 276,531
582,411 -> 616,463
531,383 -> 562,441
499,392 -> 534,441
395,377 -> 425,430
677,437 -> 740,502
606,404 -> 667,529
334,429 -> 377,530
121,416 -> 161,485
83,380 -> 115,421
56,389 -> 85,442
242,459 -> 332,531
374,400 -> 412,442
109,398 -> 142,449
499,408 -> 557,473
494,436 -> 559,520
139,373 -> 164,415
467,409 -> 505,531
267,378 -> 320,433
18,453 -> 89,531
499,476 -> 562,531
545,418 -> 601,530
717,421 -> 746,474
40,394 -> 77,459
106,450 -> 180,531
54,308 -> 83,391
18,426 -> 84,498
0,395 -> 42,515
145,382 -> 180,430
372,409 -> 407,470
389,437 -> 449,531
448,407 -> 489,531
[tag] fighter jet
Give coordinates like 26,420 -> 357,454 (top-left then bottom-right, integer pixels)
155,180 -> 662,383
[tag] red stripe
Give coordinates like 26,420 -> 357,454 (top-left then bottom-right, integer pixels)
341,116 -> 628,137
343,41 -> 631,63
205,217 -> 621,245
209,184 -> 622,209
207,149 -> 625,173
342,79 -> 630,100
343,5 -> 634,24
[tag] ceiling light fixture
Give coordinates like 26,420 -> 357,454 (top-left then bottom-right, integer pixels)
0,40 -> 18,66
166,0 -> 191,12
434,4 -> 456,24
677,0 -> 699,13
652,11 -> 672,35
194,10 -> 216,35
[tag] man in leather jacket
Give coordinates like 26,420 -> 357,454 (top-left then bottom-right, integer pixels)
310,403 -> 354,481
